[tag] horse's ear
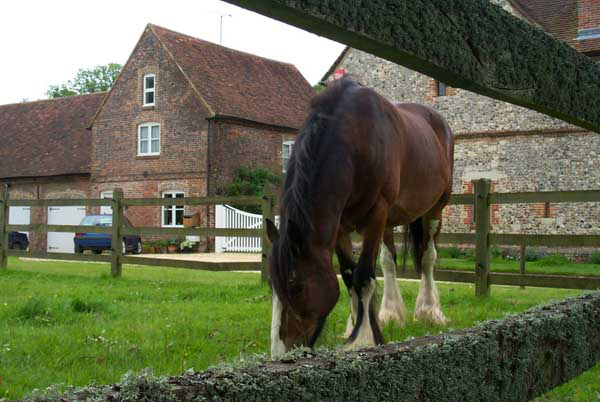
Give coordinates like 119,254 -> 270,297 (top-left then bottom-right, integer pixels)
265,219 -> 279,243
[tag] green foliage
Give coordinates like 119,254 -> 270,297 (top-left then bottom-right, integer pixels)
534,254 -> 571,267
313,82 -> 327,93
588,252 -> 600,265
438,246 -> 463,259
46,63 -> 122,98
221,166 -> 281,213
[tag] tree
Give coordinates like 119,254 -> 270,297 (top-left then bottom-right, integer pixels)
221,166 -> 282,214
46,63 -> 122,98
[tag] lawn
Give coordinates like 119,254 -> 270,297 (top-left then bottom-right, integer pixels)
0,257 -> 598,400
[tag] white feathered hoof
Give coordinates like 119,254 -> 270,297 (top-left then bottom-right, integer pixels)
378,303 -> 407,327
413,300 -> 448,326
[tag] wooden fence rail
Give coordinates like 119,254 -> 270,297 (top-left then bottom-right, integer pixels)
0,181 -> 599,293
0,188 -> 276,279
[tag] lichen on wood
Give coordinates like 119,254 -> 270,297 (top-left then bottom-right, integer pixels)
222,0 -> 600,134
32,292 -> 600,401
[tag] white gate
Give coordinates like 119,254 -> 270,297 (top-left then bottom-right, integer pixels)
216,205 -> 263,252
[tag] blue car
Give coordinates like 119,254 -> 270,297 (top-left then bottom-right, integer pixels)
74,215 -> 142,254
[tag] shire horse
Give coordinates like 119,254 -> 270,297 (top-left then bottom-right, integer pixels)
266,77 -> 454,357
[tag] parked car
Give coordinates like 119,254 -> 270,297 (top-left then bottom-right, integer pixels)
9,232 -> 29,250
74,215 -> 142,254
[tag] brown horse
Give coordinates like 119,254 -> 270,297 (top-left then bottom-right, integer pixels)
266,77 -> 454,357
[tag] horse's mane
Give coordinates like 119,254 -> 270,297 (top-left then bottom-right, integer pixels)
271,76 -> 360,304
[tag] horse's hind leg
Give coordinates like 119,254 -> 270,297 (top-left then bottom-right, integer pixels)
335,231 -> 358,338
378,227 -> 407,326
414,206 -> 448,325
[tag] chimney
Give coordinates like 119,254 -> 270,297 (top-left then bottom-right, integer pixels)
576,0 -> 600,40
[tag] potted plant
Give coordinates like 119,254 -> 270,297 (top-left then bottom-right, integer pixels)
167,239 -> 178,253
179,239 -> 194,253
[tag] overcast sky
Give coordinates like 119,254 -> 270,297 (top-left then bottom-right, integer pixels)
0,0 -> 345,106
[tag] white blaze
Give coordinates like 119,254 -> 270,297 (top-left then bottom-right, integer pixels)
271,290 -> 286,358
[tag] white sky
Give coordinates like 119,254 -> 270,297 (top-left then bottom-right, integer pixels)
0,0 -> 345,106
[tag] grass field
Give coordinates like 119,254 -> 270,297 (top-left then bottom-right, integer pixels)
0,257 -> 598,400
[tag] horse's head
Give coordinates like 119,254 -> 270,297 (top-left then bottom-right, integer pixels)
266,219 -> 339,358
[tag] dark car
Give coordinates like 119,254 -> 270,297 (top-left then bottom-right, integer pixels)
74,215 -> 142,254
9,232 -> 29,250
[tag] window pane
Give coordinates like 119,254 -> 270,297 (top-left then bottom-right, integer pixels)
140,126 -> 148,140
145,92 -> 154,104
175,193 -> 184,198
164,208 -> 172,226
175,209 -> 184,226
140,140 -> 148,154
151,125 -> 160,139
164,193 -> 173,198
151,139 -> 159,153
145,76 -> 154,89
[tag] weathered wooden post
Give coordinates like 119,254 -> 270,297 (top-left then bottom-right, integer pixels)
261,184 -> 276,283
474,179 -> 491,297
0,191 -> 8,270
520,244 -> 526,289
111,188 -> 124,277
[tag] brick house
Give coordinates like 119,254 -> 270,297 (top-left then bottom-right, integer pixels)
1,24 -> 313,252
322,0 -> 600,248
0,93 -> 105,252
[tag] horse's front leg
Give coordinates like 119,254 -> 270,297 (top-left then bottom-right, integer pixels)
335,231 -> 358,338
346,204 -> 387,350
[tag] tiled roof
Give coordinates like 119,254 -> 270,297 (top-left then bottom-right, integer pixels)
511,0 -> 578,45
150,24 -> 314,129
0,93 -> 104,179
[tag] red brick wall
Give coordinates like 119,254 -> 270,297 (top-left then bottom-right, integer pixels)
1,175 -> 91,251
91,27 -> 210,187
578,0 -> 600,30
208,118 -> 296,195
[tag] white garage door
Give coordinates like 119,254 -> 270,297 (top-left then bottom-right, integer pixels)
47,206 -> 86,253
9,206 -> 31,236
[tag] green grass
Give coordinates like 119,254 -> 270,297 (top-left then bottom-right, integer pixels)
438,255 -> 600,277
0,257 -> 598,400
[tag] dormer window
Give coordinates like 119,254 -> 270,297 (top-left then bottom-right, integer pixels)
143,73 -> 155,106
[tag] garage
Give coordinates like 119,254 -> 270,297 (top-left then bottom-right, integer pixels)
47,206 -> 87,253
9,206 -> 30,236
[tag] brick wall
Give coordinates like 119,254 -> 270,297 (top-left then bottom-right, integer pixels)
91,27 -> 210,187
578,0 -> 600,31
208,117 -> 296,196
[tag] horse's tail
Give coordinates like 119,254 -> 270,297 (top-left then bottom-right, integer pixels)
402,218 -> 424,275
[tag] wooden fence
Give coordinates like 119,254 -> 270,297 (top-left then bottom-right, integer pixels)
390,179 -> 600,295
0,188 -> 277,282
1,180 -> 599,294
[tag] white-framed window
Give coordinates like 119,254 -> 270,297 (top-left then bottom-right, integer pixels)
138,123 -> 160,156
162,191 -> 184,227
143,73 -> 155,106
100,191 -> 113,215
282,141 -> 294,172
